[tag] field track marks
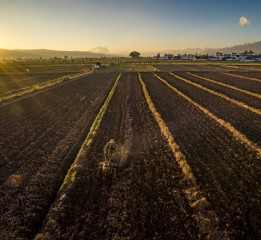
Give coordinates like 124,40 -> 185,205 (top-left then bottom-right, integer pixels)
139,73 -> 226,239
187,72 -> 261,99
155,74 -> 261,157
223,72 -> 261,83
170,72 -> 261,115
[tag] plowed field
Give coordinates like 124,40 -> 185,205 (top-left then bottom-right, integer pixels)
1,68 -> 261,240
0,73 -> 117,239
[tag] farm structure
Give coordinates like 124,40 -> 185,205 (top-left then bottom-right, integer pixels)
0,65 -> 261,239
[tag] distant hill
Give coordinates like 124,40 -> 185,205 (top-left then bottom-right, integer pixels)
211,41 -> 261,54
162,41 -> 261,56
0,49 -> 112,59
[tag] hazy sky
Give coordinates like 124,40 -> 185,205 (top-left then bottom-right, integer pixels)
0,0 -> 261,53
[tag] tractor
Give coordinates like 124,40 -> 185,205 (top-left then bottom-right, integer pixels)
97,139 -> 118,179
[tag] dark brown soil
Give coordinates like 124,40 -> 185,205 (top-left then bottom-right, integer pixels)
141,72 -> 261,239
156,72 -> 261,146
39,72 -> 199,240
1,70 -> 261,240
195,72 -> 261,94
176,72 -> 261,110
0,73 -> 117,239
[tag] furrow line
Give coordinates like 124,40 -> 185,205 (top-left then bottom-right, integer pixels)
60,73 -> 121,190
138,73 -> 226,239
34,73 -> 121,240
169,72 -> 261,115
155,73 -> 261,157
187,72 -> 261,99
223,72 -> 261,82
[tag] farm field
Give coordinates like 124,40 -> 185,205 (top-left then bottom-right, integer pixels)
153,63 -> 261,72
0,62 -> 261,239
0,72 -> 117,239
0,64 -> 90,96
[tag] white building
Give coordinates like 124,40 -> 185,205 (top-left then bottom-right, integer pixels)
180,54 -> 195,60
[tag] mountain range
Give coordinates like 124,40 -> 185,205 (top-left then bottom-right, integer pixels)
160,41 -> 261,56
0,41 -> 261,59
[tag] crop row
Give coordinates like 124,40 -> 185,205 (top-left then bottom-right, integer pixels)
156,72 -> 261,146
177,72 -> 261,110
38,71 -> 261,239
141,72 -> 261,238
1,70 -> 261,239
194,72 -> 261,95
37,73 -> 201,239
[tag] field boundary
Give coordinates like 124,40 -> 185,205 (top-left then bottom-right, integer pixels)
34,73 -> 121,240
223,72 -> 261,82
187,72 -> 261,99
138,73 -> 226,239
169,72 -> 261,115
154,73 -> 261,157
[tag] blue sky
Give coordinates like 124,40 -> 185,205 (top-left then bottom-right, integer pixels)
0,0 -> 260,54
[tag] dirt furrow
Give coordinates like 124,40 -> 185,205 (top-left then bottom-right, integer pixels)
38,72 -> 200,239
157,72 -> 261,146
0,73 -> 117,240
177,72 -> 261,110
194,72 -> 261,94
141,72 -> 261,239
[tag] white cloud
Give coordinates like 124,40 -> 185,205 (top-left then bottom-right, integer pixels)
239,16 -> 251,26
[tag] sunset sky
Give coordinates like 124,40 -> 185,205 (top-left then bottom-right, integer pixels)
0,0 -> 261,54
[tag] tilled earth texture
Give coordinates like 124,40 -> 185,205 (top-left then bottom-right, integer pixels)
0,69 -> 261,240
